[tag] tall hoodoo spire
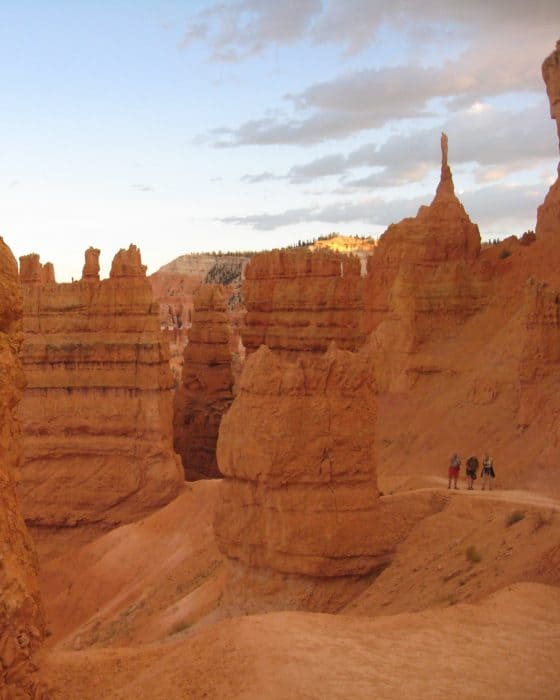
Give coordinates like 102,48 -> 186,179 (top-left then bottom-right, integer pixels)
542,39 -> 560,154
434,131 -> 455,200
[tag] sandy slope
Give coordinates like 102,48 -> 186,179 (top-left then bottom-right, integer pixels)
35,480 -> 560,698
42,582 -> 560,699
41,481 -> 223,648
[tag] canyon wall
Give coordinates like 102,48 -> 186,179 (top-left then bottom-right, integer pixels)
242,249 -> 364,357
0,237 -> 49,699
18,245 -> 183,527
173,285 -> 234,480
518,278 -> 560,467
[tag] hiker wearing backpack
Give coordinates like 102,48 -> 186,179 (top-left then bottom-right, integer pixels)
481,454 -> 495,490
448,453 -> 461,489
465,455 -> 479,490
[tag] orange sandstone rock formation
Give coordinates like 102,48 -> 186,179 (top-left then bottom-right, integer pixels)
518,278 -> 560,470
366,134 -> 484,390
0,237 -> 49,699
242,249 -> 364,356
82,246 -> 100,281
214,342 -> 379,608
542,39 -> 560,147
173,285 -> 234,480
536,40 -> 560,241
18,245 -> 183,527
19,253 -> 55,286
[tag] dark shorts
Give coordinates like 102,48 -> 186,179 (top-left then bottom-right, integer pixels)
448,466 -> 460,478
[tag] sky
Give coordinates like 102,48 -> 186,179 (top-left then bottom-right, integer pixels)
1,1 -> 559,280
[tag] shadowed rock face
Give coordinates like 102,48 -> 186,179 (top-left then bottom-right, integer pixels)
242,249 -> 364,357
536,41 -> 560,241
0,237 -> 50,698
173,284 -> 234,480
518,278 -> 560,434
542,39 -> 560,147
214,343 -> 379,579
18,245 -> 183,527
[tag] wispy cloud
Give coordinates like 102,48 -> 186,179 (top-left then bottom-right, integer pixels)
240,102 -> 556,187
131,184 -> 154,192
222,182 -> 544,233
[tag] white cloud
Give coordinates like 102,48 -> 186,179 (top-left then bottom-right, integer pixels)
222,181 -> 545,235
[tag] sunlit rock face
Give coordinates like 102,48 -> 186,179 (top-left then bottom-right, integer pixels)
214,342 -> 380,587
365,134 -> 484,390
173,284 -> 234,480
0,237 -> 50,699
19,253 -> 55,286
18,244 -> 183,527
82,246 -> 100,281
242,248 -> 365,357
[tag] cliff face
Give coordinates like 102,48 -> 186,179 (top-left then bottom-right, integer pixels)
18,245 -> 183,527
518,278 -> 560,437
173,285 -> 234,480
214,342 -> 384,610
536,40 -> 560,242
367,135 -> 484,390
0,237 -> 49,698
242,249 -> 364,356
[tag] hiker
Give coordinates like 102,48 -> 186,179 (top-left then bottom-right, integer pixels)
465,455 -> 479,490
448,453 -> 461,489
481,453 -> 495,490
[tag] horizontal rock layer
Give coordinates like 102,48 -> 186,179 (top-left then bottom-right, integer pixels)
18,246 -> 183,527
242,249 -> 364,356
214,343 -> 378,578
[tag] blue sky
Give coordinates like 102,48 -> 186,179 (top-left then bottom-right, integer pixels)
1,1 -> 559,279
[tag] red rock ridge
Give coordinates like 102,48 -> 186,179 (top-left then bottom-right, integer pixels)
173,284 -> 234,480
18,245 -> 183,527
0,237 -> 50,699
242,249 -> 364,356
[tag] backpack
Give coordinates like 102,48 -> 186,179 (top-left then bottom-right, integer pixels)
466,457 -> 479,470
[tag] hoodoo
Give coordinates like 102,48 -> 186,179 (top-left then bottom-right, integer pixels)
214,341 -> 381,610
18,245 -> 183,527
366,133 -> 484,390
0,237 -> 49,698
173,284 -> 234,480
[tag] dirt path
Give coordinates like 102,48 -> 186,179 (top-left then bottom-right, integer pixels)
427,476 -> 560,509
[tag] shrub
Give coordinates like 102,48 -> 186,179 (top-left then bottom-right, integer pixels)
499,248 -> 512,259
505,510 -> 525,527
534,510 -> 554,530
465,545 -> 481,564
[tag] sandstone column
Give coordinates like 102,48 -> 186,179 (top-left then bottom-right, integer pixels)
173,284 -> 234,480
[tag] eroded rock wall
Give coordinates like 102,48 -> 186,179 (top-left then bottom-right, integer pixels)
173,285 -> 234,480
18,245 -> 183,527
536,40 -> 560,242
0,237 -> 49,699
242,249 -> 364,356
